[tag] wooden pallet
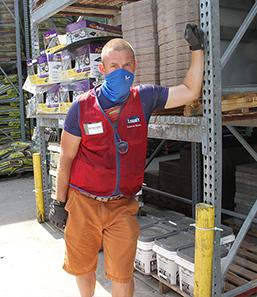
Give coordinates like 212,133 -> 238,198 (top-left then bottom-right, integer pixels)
184,93 -> 257,117
224,243 -> 257,295
151,272 -> 187,296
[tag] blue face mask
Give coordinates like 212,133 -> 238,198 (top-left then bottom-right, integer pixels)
101,68 -> 134,104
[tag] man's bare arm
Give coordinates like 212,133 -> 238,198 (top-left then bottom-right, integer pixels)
165,49 -> 204,109
55,130 -> 81,203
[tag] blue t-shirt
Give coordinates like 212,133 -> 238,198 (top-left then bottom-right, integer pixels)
64,84 -> 169,137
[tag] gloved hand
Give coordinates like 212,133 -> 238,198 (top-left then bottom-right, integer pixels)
184,24 -> 204,51
49,199 -> 68,230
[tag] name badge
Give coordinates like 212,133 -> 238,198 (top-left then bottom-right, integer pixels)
83,122 -> 103,135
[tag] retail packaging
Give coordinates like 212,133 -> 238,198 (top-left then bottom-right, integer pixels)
70,79 -> 96,100
70,42 -> 104,80
176,245 -> 228,296
47,53 -> 64,83
153,231 -> 195,285
43,29 -> 60,49
45,84 -> 61,108
66,20 -> 121,44
135,222 -> 178,275
37,53 -> 49,78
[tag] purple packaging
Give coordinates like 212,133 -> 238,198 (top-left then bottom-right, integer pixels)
46,84 -> 60,107
37,53 -> 49,78
43,29 -> 59,49
66,19 -> 121,44
73,43 -> 104,74
66,19 -> 122,34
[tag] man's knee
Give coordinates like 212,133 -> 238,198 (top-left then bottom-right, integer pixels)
76,271 -> 96,297
112,278 -> 134,297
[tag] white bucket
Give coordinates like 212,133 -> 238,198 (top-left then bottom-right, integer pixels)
153,244 -> 178,285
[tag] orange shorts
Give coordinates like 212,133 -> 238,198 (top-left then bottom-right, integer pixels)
63,188 -> 140,283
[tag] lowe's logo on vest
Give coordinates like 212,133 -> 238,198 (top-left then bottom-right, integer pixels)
127,116 -> 141,128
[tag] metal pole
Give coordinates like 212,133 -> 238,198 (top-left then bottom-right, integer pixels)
221,1 -> 257,69
226,125 -> 257,161
145,139 -> 166,170
143,186 -> 257,224
222,279 -> 257,297
200,1 -> 223,295
142,185 -> 192,205
0,0 -> 15,19
221,199 -> 257,277
15,0 -> 26,141
0,66 -> 19,94
192,143 -> 202,218
23,0 -> 31,60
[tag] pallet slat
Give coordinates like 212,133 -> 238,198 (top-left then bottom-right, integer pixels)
234,256 -> 257,273
230,263 -> 257,281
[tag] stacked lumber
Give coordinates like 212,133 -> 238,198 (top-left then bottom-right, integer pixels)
0,0 -> 17,63
121,0 -> 160,84
157,0 -> 199,87
234,163 -> 257,222
184,93 -> 257,116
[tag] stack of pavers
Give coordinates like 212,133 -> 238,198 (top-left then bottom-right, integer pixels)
121,0 -> 160,85
234,163 -> 257,230
0,0 -> 17,64
157,0 -> 199,87
0,75 -> 21,145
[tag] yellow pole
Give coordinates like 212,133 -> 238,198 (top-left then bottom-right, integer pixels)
194,203 -> 215,297
32,153 -> 45,223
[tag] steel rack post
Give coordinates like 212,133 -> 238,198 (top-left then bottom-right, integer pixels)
15,0 -> 26,141
29,0 -> 49,219
200,1 -> 223,296
191,143 -> 202,218
29,0 -> 40,58
23,0 -> 31,61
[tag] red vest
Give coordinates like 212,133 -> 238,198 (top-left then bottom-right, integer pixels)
69,87 -> 148,197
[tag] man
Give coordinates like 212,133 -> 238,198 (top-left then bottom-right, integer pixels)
49,24 -> 204,297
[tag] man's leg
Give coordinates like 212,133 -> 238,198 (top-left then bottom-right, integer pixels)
112,278 -> 134,297
76,271 -> 96,297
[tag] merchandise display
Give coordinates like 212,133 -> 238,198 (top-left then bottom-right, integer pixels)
66,20 -> 121,44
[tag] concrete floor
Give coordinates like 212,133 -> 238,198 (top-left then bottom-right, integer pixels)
0,175 -> 179,297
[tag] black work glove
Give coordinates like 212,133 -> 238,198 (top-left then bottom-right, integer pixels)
49,199 -> 68,230
184,24 -> 204,51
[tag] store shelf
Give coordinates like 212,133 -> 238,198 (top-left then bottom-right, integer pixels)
31,0 -> 139,23
36,114 -> 66,128
148,116 -> 204,143
223,85 -> 257,94
31,0 -> 77,23
223,112 -> 257,127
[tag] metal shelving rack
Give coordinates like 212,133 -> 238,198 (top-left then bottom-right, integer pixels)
29,1 -> 257,296
0,0 -> 26,141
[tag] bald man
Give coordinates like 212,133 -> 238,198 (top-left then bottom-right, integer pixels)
49,24 -> 204,297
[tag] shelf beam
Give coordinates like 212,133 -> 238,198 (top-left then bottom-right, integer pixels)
31,0 -> 77,24
148,116 -> 204,143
